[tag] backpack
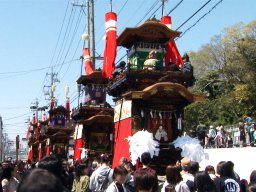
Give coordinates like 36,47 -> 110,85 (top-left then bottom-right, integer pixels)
186,180 -> 196,192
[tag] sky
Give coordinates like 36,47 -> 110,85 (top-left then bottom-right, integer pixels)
0,0 -> 255,142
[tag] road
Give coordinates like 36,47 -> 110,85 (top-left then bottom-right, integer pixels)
200,147 -> 256,181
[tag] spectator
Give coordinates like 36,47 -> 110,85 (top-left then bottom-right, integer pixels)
180,157 -> 199,192
123,162 -> 136,192
250,170 -> 256,185
89,154 -> 113,192
1,165 -> 19,192
161,165 -> 182,192
248,183 -> 256,192
134,169 -> 155,192
135,152 -> 158,192
205,165 -> 217,181
215,161 -> 240,192
72,164 -> 90,192
38,154 -> 70,192
194,171 -> 216,192
207,126 -> 217,148
106,165 -> 128,192
17,168 -> 63,192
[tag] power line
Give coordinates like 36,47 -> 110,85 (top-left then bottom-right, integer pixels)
176,0 -> 212,30
3,112 -> 31,121
57,7 -> 84,75
0,59 -> 79,80
177,0 -> 224,39
167,0 -> 184,15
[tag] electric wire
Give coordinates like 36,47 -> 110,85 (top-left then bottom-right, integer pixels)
176,0 -> 212,30
57,7 -> 83,75
177,0 -> 224,39
167,0 -> 184,15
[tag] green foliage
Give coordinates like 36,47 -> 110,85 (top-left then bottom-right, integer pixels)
184,20 -> 256,130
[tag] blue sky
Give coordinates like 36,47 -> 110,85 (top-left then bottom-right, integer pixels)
0,0 -> 255,141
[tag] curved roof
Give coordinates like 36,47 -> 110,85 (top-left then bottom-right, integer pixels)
117,19 -> 181,48
122,82 -> 204,103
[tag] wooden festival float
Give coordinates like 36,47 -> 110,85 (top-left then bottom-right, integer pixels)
27,97 -> 73,161
71,69 -> 114,162
108,17 -> 202,174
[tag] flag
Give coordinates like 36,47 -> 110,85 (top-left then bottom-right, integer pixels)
50,97 -> 55,110
66,97 -> 70,121
42,113 -> 47,121
161,16 -> 184,67
49,97 -> 55,122
38,143 -> 42,160
102,12 -> 117,78
73,124 -> 83,161
28,146 -> 32,161
26,125 -> 31,140
32,113 -> 37,124
46,138 -> 51,156
83,48 -> 94,75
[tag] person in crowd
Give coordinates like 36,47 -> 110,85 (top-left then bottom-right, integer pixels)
89,158 -> 100,177
215,161 -> 240,192
123,161 -> 136,192
134,152 -> 158,192
119,157 -> 128,167
89,154 -> 113,192
194,171 -> 216,192
215,126 -> 227,148
16,161 -> 26,179
161,165 -> 182,192
134,169 -> 155,192
250,170 -> 256,185
207,125 -> 217,148
244,113 -> 253,144
106,165 -> 128,192
17,168 -> 63,192
72,164 -> 90,192
225,161 -> 240,184
205,165 -> 217,181
1,165 -> 19,192
240,179 -> 248,192
180,160 -> 199,192
239,124 -> 246,147
67,165 -> 75,191
248,183 -> 256,192
38,154 -> 70,192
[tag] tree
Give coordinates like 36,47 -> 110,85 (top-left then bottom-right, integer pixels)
184,20 -> 256,129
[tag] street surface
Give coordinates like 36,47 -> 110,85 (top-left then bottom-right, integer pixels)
200,147 -> 256,181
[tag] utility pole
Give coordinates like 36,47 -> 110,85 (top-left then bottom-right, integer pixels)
16,135 -> 19,161
90,0 -> 95,67
73,0 -> 97,68
44,67 -> 59,102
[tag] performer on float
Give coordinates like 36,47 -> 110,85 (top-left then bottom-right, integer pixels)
154,125 -> 168,142
144,50 -> 159,70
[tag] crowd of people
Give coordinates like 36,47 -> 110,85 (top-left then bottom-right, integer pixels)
204,113 -> 256,148
1,152 -> 256,192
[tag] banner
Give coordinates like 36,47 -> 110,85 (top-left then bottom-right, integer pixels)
102,12 -> 117,78
112,118 -> 132,168
83,48 -> 94,75
73,124 -> 83,161
161,16 -> 184,67
114,100 -> 132,122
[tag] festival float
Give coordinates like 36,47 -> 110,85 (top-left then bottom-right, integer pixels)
27,94 -> 73,161
71,48 -> 114,162
107,15 -> 203,174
